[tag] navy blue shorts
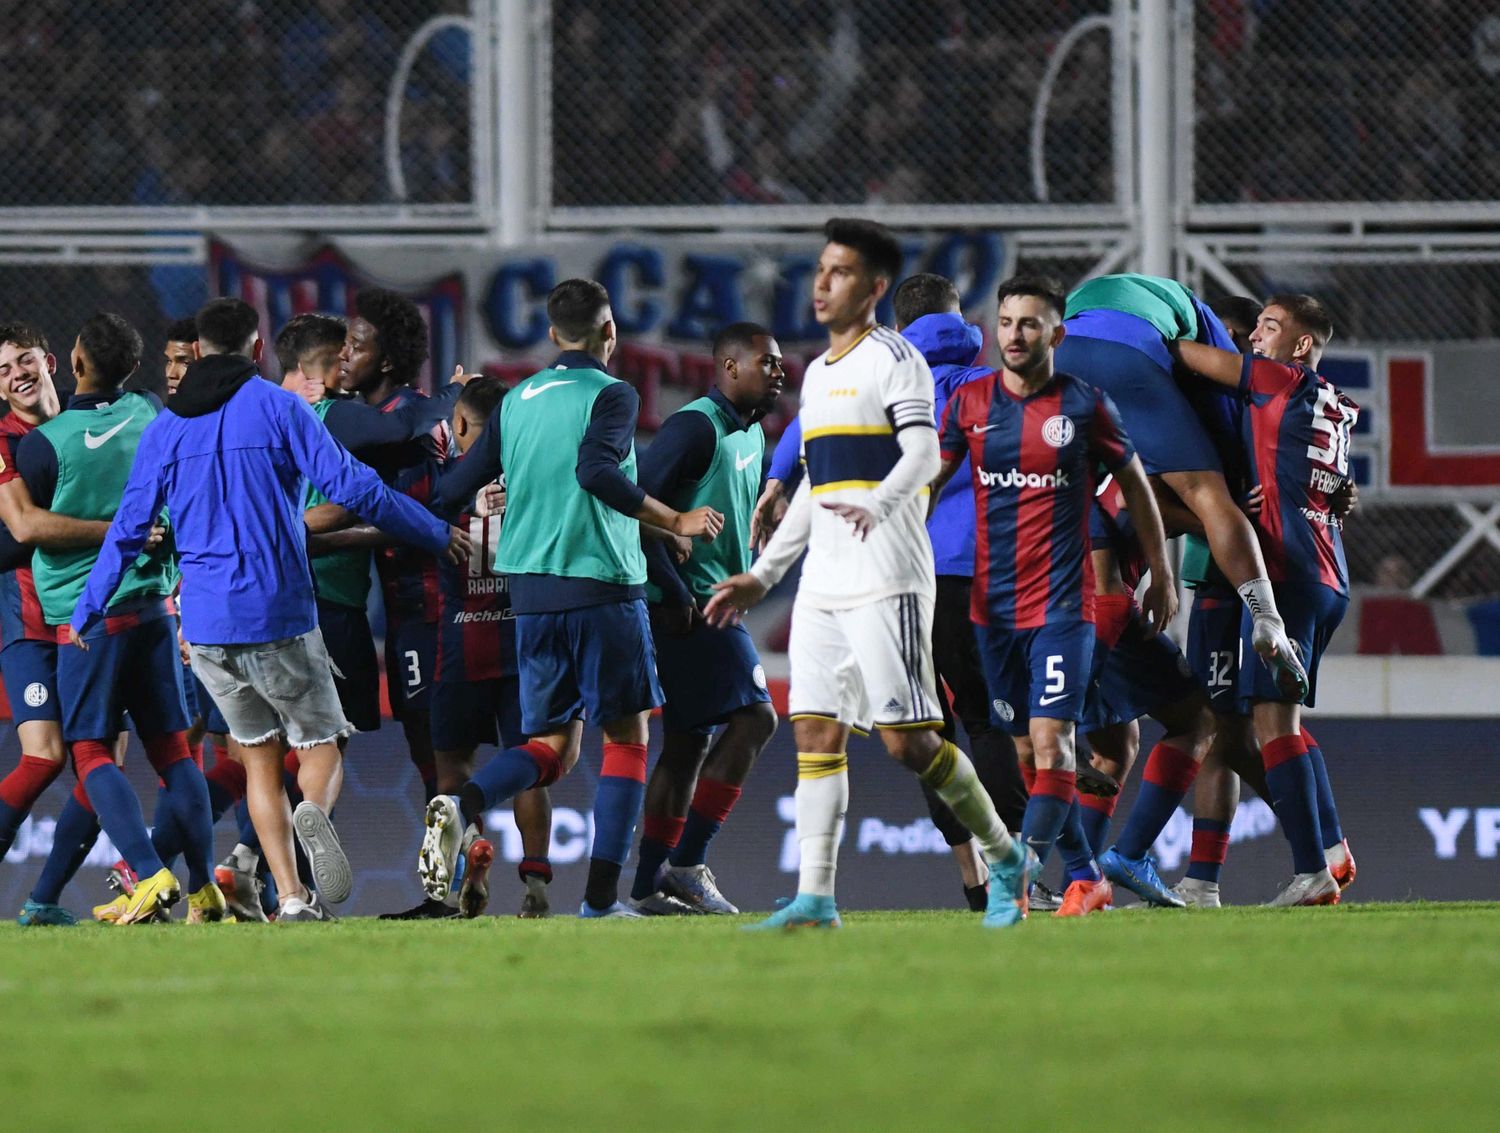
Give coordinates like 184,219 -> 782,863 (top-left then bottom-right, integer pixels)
1187,585 -> 1242,716
515,599 -> 663,736
1,639 -> 60,726
385,618 -> 436,721
1054,333 -> 1221,475
319,600 -> 381,733
59,617 -> 190,742
430,675 -> 524,751
1084,607 -> 1201,731
1237,582 -> 1348,710
654,617 -> 771,736
976,619 -> 1095,737
182,662 -> 230,736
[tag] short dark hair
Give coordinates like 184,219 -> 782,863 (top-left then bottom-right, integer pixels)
457,375 -> 506,423
546,279 -> 612,344
274,313 -> 346,375
355,288 -> 430,385
823,217 -> 903,282
77,312 -> 144,388
996,274 -> 1067,321
1208,295 -> 1262,334
0,321 -> 48,353
711,321 -> 772,362
196,298 -> 260,355
164,316 -> 199,345
892,273 -> 960,328
1264,292 -> 1334,347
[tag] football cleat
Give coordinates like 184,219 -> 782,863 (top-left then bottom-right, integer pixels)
214,857 -> 269,923
1250,617 -> 1309,701
292,801 -> 351,905
1099,847 -> 1186,908
279,891 -> 337,922
517,876 -> 551,919
578,900 -> 646,919
1267,869 -> 1340,907
1327,839 -> 1356,891
187,882 -> 228,924
456,835 -> 495,919
106,860 -> 138,898
1171,878 -> 1222,908
379,898 -> 459,921
656,862 -> 738,915
631,891 -> 702,916
112,868 -> 181,925
1075,762 -> 1121,799
417,796 -> 464,902
745,893 -> 841,930
1028,881 -> 1064,912
1056,877 -> 1113,917
982,846 -> 1033,929
18,900 -> 77,927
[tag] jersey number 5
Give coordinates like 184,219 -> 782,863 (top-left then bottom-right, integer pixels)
1307,385 -> 1355,475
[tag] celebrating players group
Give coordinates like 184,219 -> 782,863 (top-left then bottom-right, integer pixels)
0,216 -> 1360,927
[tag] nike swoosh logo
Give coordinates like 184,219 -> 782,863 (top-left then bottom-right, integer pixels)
83,415 -> 135,449
520,379 -> 575,400
1038,693 -> 1067,706
971,423 -> 1004,434
736,451 -> 757,471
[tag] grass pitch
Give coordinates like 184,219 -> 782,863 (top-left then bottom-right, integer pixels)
2,903 -> 1497,1131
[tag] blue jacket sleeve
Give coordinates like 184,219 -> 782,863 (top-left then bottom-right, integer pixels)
636,411 -> 715,607
322,384 -> 462,454
767,414 -> 802,483
71,424 -> 168,636
576,382 -> 647,516
429,408 -> 502,518
283,396 -> 450,554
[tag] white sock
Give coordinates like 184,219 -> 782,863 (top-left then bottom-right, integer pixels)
1236,577 -> 1282,623
795,754 -> 849,898
922,741 -> 1020,866
230,843 -> 259,873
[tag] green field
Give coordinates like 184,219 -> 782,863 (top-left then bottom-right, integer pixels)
3,904 -> 1497,1131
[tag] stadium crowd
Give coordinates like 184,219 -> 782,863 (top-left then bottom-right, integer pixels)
0,211 -> 1365,926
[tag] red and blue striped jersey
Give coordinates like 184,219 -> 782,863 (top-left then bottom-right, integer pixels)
435,496 -> 515,683
941,371 -> 1135,629
1088,475 -> 1145,592
377,388 -> 448,627
0,414 -> 51,645
1239,356 -> 1358,595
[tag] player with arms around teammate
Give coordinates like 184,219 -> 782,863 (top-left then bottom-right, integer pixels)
1173,295 -> 1357,907
707,219 -> 1030,930
71,298 -> 467,922
933,276 -> 1177,917
630,322 -> 783,915
427,279 -> 723,918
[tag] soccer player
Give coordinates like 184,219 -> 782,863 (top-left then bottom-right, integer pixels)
931,275 -> 1177,918
1172,295 -> 1357,906
163,318 -> 197,397
426,278 -> 723,918
1059,274 -> 1308,701
8,313 -> 221,925
629,321 -> 783,915
706,219 -> 1030,930
71,298 -> 467,922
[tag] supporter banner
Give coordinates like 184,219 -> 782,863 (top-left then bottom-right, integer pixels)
3,718 -> 1495,919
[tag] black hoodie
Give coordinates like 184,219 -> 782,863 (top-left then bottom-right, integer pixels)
168,354 -> 261,418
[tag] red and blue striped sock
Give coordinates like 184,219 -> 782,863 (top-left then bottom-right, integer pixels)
75,742 -> 165,879
204,756 -> 247,817
147,734 -> 214,891
632,814 -> 684,900
30,781 -> 100,905
462,740 -> 561,826
1301,727 -> 1343,849
1186,818 -> 1231,883
672,778 -> 743,867
586,742 -> 648,910
1021,768 -> 1076,868
1115,743 -> 1199,859
1077,791 -> 1117,858
0,755 -> 62,859
1262,733 -> 1325,874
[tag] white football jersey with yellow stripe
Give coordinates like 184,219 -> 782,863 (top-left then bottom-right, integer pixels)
796,325 -> 936,609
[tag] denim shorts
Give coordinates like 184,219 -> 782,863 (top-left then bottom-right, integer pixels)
189,628 -> 351,749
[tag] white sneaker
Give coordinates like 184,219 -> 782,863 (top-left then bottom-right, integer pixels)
279,891 -> 337,922
418,796 -> 463,901
293,801 -> 352,905
1171,878 -> 1222,909
1267,869 -> 1340,907
657,863 -> 738,915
